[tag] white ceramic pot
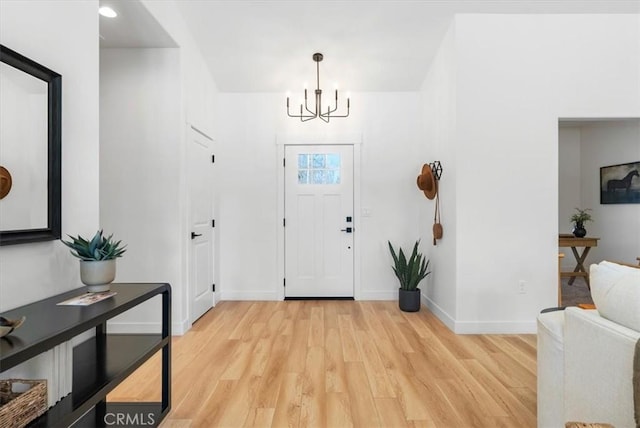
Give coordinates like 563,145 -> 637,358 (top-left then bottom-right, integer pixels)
80,259 -> 116,292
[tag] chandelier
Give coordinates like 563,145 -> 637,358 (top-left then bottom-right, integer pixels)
286,53 -> 350,123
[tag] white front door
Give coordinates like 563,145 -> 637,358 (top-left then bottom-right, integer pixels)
284,145 -> 354,298
188,126 -> 215,322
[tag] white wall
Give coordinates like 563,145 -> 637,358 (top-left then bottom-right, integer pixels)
100,48 -> 181,333
107,0 -> 218,333
419,21 -> 458,328
216,92 -> 424,300
580,120 -> 640,265
558,126 -> 582,235
449,14 -> 639,333
0,0 -> 99,404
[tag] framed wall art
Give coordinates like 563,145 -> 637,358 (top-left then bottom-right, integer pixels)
600,161 -> 640,204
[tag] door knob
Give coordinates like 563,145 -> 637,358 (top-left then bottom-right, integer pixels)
340,227 -> 353,233
191,232 -> 202,239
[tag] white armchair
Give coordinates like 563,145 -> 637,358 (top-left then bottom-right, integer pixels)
537,261 -> 640,428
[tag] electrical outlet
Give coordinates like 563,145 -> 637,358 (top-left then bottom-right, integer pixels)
518,280 -> 526,294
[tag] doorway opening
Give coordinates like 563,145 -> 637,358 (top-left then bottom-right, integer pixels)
557,118 -> 640,306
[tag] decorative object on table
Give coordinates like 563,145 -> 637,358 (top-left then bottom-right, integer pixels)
0,379 -> 47,428
569,208 -> 592,238
388,240 -> 431,312
61,230 -> 126,292
56,291 -> 117,306
0,166 -> 12,199
286,53 -> 350,123
600,161 -> 640,204
0,316 -> 25,338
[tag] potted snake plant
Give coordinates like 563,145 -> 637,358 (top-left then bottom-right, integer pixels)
62,230 -> 126,292
388,240 -> 431,312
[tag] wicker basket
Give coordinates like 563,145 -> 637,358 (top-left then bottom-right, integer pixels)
0,379 -> 47,428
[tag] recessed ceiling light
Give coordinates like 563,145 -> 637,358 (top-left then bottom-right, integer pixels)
99,6 -> 117,18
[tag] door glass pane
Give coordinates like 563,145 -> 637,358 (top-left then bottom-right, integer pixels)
326,154 -> 341,169
311,170 -> 325,184
312,154 -> 325,168
298,154 -> 308,169
298,169 -> 309,184
325,169 -> 340,184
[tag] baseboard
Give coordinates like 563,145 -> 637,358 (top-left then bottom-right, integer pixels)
422,294 -> 456,331
359,291 -> 397,300
453,320 -> 537,334
173,318 -> 189,335
219,291 -> 280,301
106,319 -> 188,336
285,296 -> 354,300
421,294 -> 536,334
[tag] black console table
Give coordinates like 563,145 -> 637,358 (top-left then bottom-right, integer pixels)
0,283 -> 171,427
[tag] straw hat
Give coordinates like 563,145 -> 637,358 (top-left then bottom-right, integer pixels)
0,166 -> 11,199
416,163 -> 437,200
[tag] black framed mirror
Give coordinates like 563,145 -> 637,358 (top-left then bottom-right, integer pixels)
0,45 -> 61,245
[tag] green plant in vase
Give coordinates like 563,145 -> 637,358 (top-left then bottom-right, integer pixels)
569,208 -> 592,238
388,240 -> 431,312
62,230 -> 126,291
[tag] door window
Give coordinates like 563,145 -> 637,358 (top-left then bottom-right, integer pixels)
297,153 -> 341,184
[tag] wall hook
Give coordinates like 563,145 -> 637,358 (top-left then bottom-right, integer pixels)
429,161 -> 443,181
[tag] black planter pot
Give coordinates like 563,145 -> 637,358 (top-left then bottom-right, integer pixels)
399,288 -> 421,312
572,222 -> 587,238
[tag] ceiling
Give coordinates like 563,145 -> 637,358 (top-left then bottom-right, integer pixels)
100,0 -> 640,93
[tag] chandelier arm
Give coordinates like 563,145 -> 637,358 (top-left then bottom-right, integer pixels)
287,97 -> 315,119
308,90 -> 322,116
321,108 -> 349,119
325,105 -> 339,115
288,112 -> 316,119
287,105 -> 316,119
304,99 -> 316,116
319,103 -> 344,118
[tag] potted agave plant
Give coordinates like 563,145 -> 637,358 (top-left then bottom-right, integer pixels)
62,230 -> 126,292
388,240 -> 431,312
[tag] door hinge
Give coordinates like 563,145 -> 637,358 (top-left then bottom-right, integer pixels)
283,158 -> 285,167
283,278 -> 286,287
212,219 -> 215,228
211,154 -> 215,163
283,218 -> 286,227
212,283 -> 215,292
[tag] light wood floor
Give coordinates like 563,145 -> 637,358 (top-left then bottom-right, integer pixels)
109,301 -> 537,427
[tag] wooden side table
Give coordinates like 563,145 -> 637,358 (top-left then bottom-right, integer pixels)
559,235 -> 600,289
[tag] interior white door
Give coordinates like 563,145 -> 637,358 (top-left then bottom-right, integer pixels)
188,126 -> 215,322
284,145 -> 354,297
